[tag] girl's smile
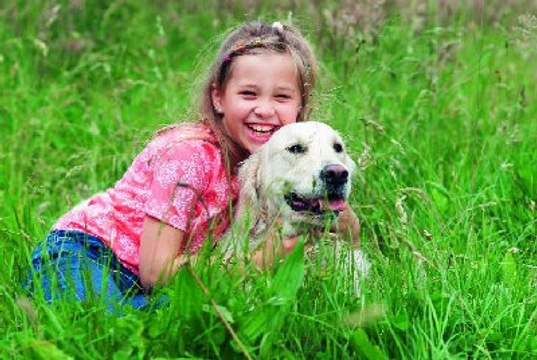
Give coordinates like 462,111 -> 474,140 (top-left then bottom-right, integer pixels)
245,123 -> 276,144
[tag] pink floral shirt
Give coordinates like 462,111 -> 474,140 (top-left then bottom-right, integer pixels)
53,124 -> 239,274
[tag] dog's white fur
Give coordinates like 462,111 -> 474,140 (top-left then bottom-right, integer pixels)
223,121 -> 369,294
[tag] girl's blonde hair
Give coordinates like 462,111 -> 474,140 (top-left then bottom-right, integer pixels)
199,20 -> 319,170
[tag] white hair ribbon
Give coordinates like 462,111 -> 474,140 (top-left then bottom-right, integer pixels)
271,22 -> 284,32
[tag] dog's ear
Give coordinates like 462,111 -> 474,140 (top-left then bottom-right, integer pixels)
226,151 -> 266,257
236,151 -> 262,219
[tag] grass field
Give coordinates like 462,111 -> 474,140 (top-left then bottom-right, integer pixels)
1,2 -> 536,359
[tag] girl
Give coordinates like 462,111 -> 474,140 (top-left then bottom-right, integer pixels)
25,20 -> 361,311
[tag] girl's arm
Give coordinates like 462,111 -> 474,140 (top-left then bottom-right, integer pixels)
139,216 -> 191,290
251,232 -> 303,268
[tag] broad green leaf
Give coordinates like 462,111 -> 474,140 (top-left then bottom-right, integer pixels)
272,238 -> 305,301
173,267 -> 204,320
29,341 -> 74,360
238,240 -> 305,345
350,329 -> 388,360
238,306 -> 277,344
202,303 -> 235,323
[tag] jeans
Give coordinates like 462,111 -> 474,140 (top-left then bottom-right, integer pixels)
26,230 -> 161,313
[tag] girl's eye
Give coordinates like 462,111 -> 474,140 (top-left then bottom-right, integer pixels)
240,91 -> 256,98
276,94 -> 291,100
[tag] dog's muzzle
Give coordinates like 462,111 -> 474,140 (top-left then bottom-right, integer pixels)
284,164 -> 349,215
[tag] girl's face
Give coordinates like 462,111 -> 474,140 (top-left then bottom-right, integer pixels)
212,52 -> 302,154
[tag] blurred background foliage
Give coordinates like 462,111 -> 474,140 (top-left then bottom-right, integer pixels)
2,0 -> 536,78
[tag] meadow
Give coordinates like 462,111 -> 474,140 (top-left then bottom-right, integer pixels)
1,1 -> 536,359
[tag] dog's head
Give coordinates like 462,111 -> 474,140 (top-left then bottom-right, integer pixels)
237,121 -> 357,232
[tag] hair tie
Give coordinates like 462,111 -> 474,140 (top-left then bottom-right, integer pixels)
272,22 -> 284,32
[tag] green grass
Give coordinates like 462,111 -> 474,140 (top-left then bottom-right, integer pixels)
1,2 -> 536,359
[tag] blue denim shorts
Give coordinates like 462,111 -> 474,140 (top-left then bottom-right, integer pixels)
26,230 -> 160,312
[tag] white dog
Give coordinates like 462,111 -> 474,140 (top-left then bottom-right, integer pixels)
223,121 -> 369,293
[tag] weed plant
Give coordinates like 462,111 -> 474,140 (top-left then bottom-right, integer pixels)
1,1 -> 536,359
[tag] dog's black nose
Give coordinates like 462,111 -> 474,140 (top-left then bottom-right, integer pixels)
321,164 -> 348,186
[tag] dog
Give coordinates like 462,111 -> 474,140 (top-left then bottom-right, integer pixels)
222,121 -> 369,294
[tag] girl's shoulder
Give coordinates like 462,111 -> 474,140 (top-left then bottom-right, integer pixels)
149,123 -> 218,150
142,123 -> 222,165
153,122 -> 216,143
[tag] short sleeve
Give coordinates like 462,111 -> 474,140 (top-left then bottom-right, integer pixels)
144,141 -> 214,231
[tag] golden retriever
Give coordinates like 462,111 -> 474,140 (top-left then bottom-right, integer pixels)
223,121 -> 369,294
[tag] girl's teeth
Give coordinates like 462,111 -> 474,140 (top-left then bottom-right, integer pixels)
250,125 -> 273,133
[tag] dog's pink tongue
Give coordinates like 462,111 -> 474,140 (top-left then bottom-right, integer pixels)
321,199 -> 346,211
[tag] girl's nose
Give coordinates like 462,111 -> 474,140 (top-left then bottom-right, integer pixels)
254,101 -> 275,117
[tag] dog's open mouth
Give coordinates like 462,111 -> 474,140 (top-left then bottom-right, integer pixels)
284,192 -> 346,215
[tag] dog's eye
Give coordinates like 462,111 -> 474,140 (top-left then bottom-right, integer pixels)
333,143 -> 344,153
287,144 -> 307,154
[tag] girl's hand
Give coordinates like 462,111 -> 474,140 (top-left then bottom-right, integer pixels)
251,221 -> 304,268
332,202 -> 361,246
